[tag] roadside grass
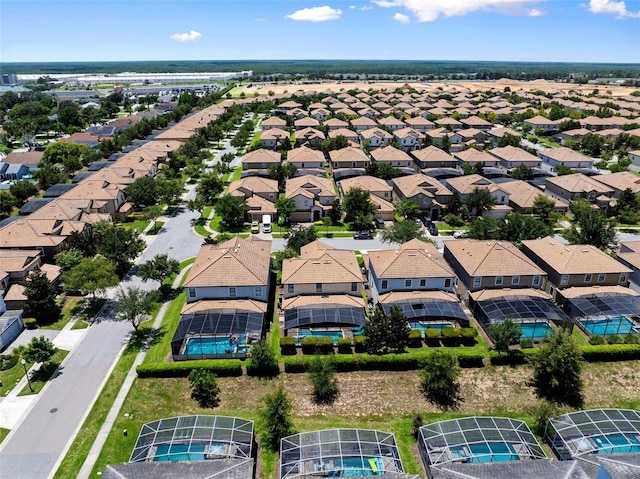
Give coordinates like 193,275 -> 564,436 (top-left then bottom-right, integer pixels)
18,349 -> 69,396
142,291 -> 186,364
120,220 -> 150,234
73,298 -> 108,329
229,167 -> 242,183
0,428 -> 9,444
0,357 -> 31,397
202,205 -> 214,219
209,214 -> 248,234
40,297 -> 84,330
146,221 -> 165,235
194,220 -> 210,237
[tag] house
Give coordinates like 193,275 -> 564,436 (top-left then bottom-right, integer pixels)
524,115 -> 559,133
261,116 -> 287,131
497,180 -> 568,214
405,116 -> 435,133
487,145 -> 541,169
1,151 -> 43,172
443,239 -> 546,301
294,117 -> 320,131
294,127 -> 325,147
0,295 -> 24,352
278,100 -> 302,112
183,237 -> 271,303
460,115 -> 493,131
327,128 -> 359,146
241,148 -> 281,173
538,147 -> 593,169
393,127 -> 425,151
435,117 -> 463,131
328,147 -> 370,174
323,118 -> 348,131
485,127 -> 522,146
339,175 -> 395,221
259,128 -> 290,150
629,150 -> 640,168
616,241 -> 640,285
0,249 -> 42,285
410,145 -> 458,170
0,218 -> 90,259
285,175 -> 335,222
456,128 -> 488,145
392,174 -> 452,220
442,174 -> 511,217
454,149 -> 500,168
58,179 -> 127,216
554,128 -> 592,145
0,163 -> 30,180
369,145 -> 414,171
378,116 -> 405,131
426,128 -> 464,152
545,173 -> 614,210
358,127 -> 393,148
521,236 -> 632,306
309,108 -> 331,122
368,239 -> 456,303
227,176 -> 278,222
350,116 -> 377,132
591,171 -> 640,198
287,146 -> 326,176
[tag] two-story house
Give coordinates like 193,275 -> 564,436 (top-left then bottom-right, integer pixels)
487,145 -> 541,170
443,175 -> 512,218
393,127 -> 425,151
287,146 -> 326,177
285,175 -> 335,222
392,174 -> 452,221
259,128 -> 290,150
241,149 -> 281,175
359,127 -> 393,149
410,145 -> 458,171
328,147 -> 370,176
227,176 -> 278,222
538,147 -> 593,169
545,173 -> 614,212
369,145 -> 414,173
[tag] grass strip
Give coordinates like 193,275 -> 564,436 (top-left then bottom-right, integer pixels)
18,350 -> 69,396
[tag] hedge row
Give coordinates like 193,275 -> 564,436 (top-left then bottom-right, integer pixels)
136,360 -> 243,378
283,351 -> 484,373
580,344 -> 640,362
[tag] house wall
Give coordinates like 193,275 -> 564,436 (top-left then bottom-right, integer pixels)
368,264 -> 455,303
0,315 -> 24,351
289,160 -> 324,169
629,152 -> 640,168
186,285 -> 267,303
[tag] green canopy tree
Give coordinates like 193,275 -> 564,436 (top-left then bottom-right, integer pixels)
114,286 -> 159,333
563,209 -> 617,251
0,191 -> 17,218
420,350 -> 462,410
275,197 -> 296,225
533,194 -> 557,225
366,162 -> 401,180
9,180 -> 38,205
22,336 -> 57,367
464,188 -> 496,217
216,195 -> 247,227
285,225 -> 318,254
379,220 -> 427,244
343,187 -> 376,223
490,319 -> 523,354
54,248 -> 85,270
63,257 -> 119,299
259,386 -> 296,452
23,269 -> 61,324
125,176 -> 158,208
196,173 -> 224,204
93,221 -> 146,273
395,199 -> 421,219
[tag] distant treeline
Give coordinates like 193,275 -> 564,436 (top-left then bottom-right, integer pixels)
4,60 -> 640,80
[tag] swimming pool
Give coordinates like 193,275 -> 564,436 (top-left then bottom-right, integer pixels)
579,316 -> 636,336
338,456 -> 384,476
153,443 -> 207,462
519,321 -> 553,340
409,322 -> 454,334
450,442 -> 520,463
296,329 -> 344,345
592,433 -> 640,454
184,336 -> 249,356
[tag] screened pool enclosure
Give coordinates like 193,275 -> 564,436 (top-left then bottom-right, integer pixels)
566,293 -> 640,337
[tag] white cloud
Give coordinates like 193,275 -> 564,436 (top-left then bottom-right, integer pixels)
587,0 -> 640,17
393,12 -> 410,22
361,5 -> 374,10
372,0 -> 546,22
349,5 -> 356,9
285,6 -> 342,21
170,30 -> 201,42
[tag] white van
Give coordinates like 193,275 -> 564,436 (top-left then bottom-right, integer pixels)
262,214 -> 272,233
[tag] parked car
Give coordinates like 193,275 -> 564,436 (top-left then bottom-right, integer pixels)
251,221 -> 260,234
453,230 -> 468,238
375,218 -> 385,229
353,231 -> 373,240
428,223 -> 439,236
421,216 -> 431,226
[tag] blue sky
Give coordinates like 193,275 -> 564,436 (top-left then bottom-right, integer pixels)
1,0 -> 639,63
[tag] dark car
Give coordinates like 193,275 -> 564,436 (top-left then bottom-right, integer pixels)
421,216 -> 431,226
428,223 -> 439,236
375,217 -> 385,229
353,231 -> 373,240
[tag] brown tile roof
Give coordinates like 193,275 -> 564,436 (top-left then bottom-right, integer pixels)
282,249 -> 362,285
591,171 -> 640,194
445,174 -> 494,195
340,175 -> 391,195
444,239 -> 545,277
369,145 -> 412,163
411,145 -> 456,163
4,283 -> 26,301
241,148 -> 281,165
559,285 -> 637,299
282,293 -> 365,310
487,145 -> 539,163
539,147 -> 592,164
287,146 -> 325,164
300,239 -> 335,257
262,116 -> 287,127
227,176 -> 278,197
184,237 -> 271,288
469,287 -> 551,302
522,236 -> 631,276
378,290 -> 460,304
0,250 -> 41,273
181,298 -> 267,314
260,128 -> 290,141
329,147 -> 369,164
497,180 -> 563,210
392,174 -> 451,199
2,150 -> 43,165
454,149 -> 497,164
545,173 -> 613,195
368,239 -> 454,279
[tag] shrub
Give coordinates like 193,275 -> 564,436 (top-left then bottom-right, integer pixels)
441,328 -> 462,347
589,335 -> 606,345
520,339 -> 534,349
580,344 -> 640,362
259,386 -> 295,452
411,413 -> 423,439
301,336 -> 334,355
246,340 -> 279,378
424,328 -> 441,346
460,327 -> 477,346
457,353 -> 485,368
0,354 -> 18,371
24,318 -> 37,330
337,338 -> 352,354
136,360 -> 243,378
188,368 -> 220,408
279,336 -> 297,356
308,355 -> 339,404
354,335 -> 367,353
488,349 -> 538,366
624,335 -> 640,344
22,336 -> 57,366
607,334 -> 623,345
408,329 -> 423,348
532,401 -> 559,436
420,351 -> 462,410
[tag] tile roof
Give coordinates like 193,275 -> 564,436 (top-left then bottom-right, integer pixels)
184,237 -> 271,288
282,293 -> 365,310
369,145 -> 412,163
444,239 -> 545,277
368,239 -> 454,279
559,284 -> 637,299
487,145 -> 539,163
328,147 -> 369,163
286,175 -> 335,199
340,175 -> 391,195
591,171 -> 640,194
287,146 -> 325,164
454,149 -> 497,164
282,249 -> 362,285
181,298 -> 267,314
392,174 -> 451,199
522,237 -> 631,275
497,180 -> 563,209
410,145 -> 456,163
470,287 -> 551,302
539,147 -> 593,164
445,174 -> 493,195
241,148 -> 281,164
378,290 -> 460,304
545,173 -> 613,194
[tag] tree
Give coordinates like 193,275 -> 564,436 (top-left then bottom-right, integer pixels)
9,180 -> 38,205
197,173 -> 224,204
93,221 -> 146,273
246,339 -> 280,378
379,220 -> 426,244
42,142 -> 88,170
0,191 -> 16,218
569,198 -> 593,222
114,286 -> 158,333
125,176 -> 157,208
137,253 -> 180,288
444,191 -> 463,216
500,213 -> 552,246
269,163 -> 297,192
188,369 -> 221,408
366,162 -> 401,180
34,163 -> 66,190
343,187 -> 376,222
497,134 -> 521,147
216,195 -> 247,227
464,188 -> 496,217
564,209 -> 617,251
187,195 -> 206,215
54,248 -> 85,270
617,188 -> 639,215
156,178 -> 183,206
363,305 -> 410,354
387,305 -> 411,353
441,134 -> 451,153
275,197 -> 296,225
63,257 -> 119,299
581,133 -> 604,157
286,225 -> 318,253
23,269 -> 61,324
533,194 -> 557,225
510,165 -> 534,180
395,199 -> 421,219
490,319 -> 522,354
420,350 -> 462,410
553,164 -> 572,176
22,336 -> 57,367
143,204 -> 164,231
328,198 -> 343,224
530,329 -> 583,407
259,386 -> 296,452
308,355 -> 339,404
467,215 -> 501,240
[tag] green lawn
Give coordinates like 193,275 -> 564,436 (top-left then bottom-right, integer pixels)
0,356 -> 31,397
0,428 -> 9,444
146,221 -> 165,235
72,298 -> 107,329
142,292 -> 186,364
40,297 -> 84,330
18,349 -> 69,396
120,220 -> 150,234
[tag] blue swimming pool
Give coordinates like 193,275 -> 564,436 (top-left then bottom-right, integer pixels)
592,433 -> 640,454
409,322 -> 454,334
296,329 -> 344,345
337,456 -> 384,476
184,336 -> 249,355
450,442 -> 520,463
520,321 -> 553,340
579,316 -> 636,336
153,443 -> 207,462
